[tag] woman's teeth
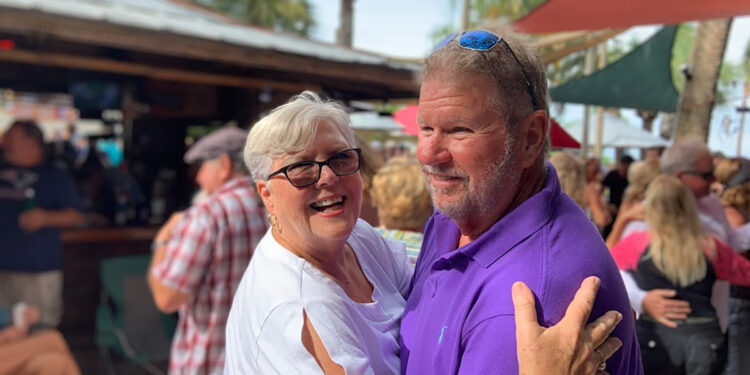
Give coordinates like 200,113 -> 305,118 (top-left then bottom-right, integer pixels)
310,197 -> 345,212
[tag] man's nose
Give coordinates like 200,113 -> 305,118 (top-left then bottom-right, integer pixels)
417,133 -> 450,166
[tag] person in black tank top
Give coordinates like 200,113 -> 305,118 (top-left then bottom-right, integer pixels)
616,175 -> 750,375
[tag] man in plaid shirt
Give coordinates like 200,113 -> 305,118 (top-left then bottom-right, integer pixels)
148,127 -> 267,374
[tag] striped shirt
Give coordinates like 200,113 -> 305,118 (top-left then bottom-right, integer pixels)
374,227 -> 423,267
152,177 -> 266,374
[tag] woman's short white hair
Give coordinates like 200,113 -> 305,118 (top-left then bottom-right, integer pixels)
244,91 -> 357,181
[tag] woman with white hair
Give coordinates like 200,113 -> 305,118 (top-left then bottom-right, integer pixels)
224,92 -> 622,375
611,175 -> 750,374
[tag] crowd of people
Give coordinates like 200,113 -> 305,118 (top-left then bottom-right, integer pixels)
551,140 -> 750,375
1,21 -> 749,375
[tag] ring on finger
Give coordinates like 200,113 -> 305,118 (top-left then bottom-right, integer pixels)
596,348 -> 606,371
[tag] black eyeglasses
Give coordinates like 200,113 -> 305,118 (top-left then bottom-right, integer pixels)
433,30 -> 538,110
267,148 -> 362,188
685,169 -> 715,182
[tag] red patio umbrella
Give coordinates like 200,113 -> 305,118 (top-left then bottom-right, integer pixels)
549,118 -> 581,149
393,105 -> 419,136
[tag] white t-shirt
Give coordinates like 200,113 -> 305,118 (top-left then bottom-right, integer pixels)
224,219 -> 413,374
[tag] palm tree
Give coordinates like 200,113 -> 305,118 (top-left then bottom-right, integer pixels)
189,0 -> 314,36
675,18 -> 733,141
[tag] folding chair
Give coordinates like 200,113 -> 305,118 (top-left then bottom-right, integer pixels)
95,254 -> 176,375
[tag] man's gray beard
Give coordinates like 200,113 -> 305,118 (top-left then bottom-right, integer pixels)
424,136 -> 518,224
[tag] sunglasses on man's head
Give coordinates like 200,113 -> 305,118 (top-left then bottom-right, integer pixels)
432,30 -> 538,110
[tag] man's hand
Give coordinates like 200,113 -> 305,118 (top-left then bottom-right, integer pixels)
642,289 -> 690,328
0,326 -> 27,344
154,212 -> 185,244
20,305 -> 40,328
513,276 -> 623,375
18,208 -> 48,233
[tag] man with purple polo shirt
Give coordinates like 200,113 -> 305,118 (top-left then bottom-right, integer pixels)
400,25 -> 643,374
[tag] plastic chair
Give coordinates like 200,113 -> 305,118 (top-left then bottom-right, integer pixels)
95,254 -> 176,375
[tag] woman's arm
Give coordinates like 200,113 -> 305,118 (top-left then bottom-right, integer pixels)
584,183 -> 612,229
514,277 -> 623,375
711,237 -> 750,286
725,207 -> 747,229
302,311 -> 345,375
605,201 -> 644,249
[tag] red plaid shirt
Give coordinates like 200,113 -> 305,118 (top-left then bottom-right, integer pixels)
152,177 -> 266,374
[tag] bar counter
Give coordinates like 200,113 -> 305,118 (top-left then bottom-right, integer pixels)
61,226 -> 158,338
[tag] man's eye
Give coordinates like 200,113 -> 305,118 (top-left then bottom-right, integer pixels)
449,127 -> 471,134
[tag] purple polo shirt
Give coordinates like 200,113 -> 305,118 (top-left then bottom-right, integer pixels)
400,163 -> 643,374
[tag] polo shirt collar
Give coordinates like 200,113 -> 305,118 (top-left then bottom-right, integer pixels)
433,163 -> 561,269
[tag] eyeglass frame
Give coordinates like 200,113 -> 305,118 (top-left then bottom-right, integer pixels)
266,148 -> 362,188
683,169 -> 715,182
433,30 -> 539,110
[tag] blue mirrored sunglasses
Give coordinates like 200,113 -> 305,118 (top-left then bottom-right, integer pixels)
432,30 -> 538,110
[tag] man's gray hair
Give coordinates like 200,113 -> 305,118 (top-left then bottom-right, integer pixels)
660,138 -> 710,175
423,21 -> 549,131
244,91 -> 357,181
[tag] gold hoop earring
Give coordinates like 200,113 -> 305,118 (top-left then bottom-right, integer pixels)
269,214 -> 281,234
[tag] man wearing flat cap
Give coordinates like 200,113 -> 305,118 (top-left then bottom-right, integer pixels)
148,127 -> 267,375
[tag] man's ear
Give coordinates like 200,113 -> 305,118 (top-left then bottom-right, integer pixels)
218,154 -> 233,181
518,110 -> 549,169
256,179 -> 274,213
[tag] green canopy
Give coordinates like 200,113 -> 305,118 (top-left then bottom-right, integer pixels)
550,25 -> 679,112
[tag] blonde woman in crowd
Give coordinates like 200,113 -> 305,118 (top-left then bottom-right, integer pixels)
370,157 -> 433,265
548,152 -> 585,208
354,135 -> 384,227
584,157 -> 613,230
550,152 -> 613,231
605,159 -> 661,248
610,175 -> 750,375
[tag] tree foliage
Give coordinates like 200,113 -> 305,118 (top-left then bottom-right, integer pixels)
189,0 -> 314,36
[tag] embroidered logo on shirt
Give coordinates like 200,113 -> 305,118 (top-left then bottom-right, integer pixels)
438,325 -> 448,344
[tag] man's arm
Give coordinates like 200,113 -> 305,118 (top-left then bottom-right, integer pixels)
620,271 -> 690,328
148,212 -> 190,313
18,208 -> 85,232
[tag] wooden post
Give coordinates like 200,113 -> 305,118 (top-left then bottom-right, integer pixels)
582,47 -> 596,157
336,0 -> 354,48
594,42 -> 607,158
461,0 -> 471,31
738,81 -> 748,156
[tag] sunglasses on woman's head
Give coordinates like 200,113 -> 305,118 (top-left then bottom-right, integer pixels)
432,30 -> 538,110
267,148 -> 362,188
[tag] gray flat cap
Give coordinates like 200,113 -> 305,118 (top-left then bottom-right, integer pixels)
184,127 -> 248,164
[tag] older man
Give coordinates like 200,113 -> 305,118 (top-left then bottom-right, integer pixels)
148,127 -> 266,374
399,27 -> 642,374
0,120 -> 84,327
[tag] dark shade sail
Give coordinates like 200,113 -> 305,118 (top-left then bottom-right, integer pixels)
549,25 -> 679,112
515,0 -> 750,33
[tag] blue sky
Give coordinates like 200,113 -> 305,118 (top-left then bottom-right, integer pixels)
308,0 -> 750,159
